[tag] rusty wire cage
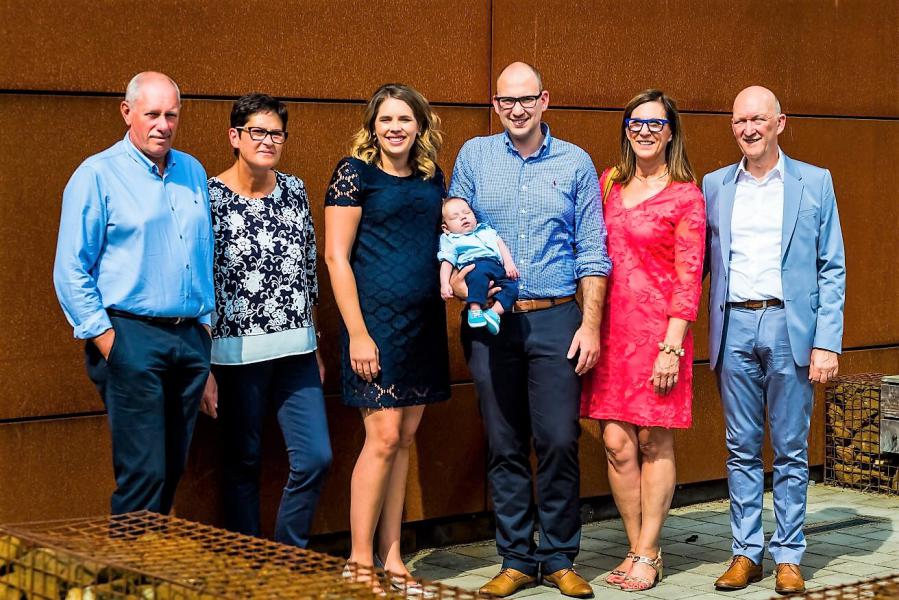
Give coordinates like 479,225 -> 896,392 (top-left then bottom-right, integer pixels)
824,373 -> 899,494
0,511 -> 489,599
780,573 -> 899,599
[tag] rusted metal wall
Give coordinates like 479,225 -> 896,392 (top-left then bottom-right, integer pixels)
0,1 -> 896,535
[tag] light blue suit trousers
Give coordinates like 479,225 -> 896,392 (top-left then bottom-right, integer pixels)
717,305 -> 813,564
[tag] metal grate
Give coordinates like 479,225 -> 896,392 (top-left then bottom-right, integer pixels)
779,573 -> 899,599
824,373 -> 899,495
0,511 -> 488,599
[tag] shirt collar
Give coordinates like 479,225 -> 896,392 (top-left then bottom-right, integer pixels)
736,147 -> 784,184
122,131 -> 176,175
503,122 -> 551,158
446,222 -> 489,238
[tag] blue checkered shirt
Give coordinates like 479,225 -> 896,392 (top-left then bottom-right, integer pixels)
448,124 -> 610,299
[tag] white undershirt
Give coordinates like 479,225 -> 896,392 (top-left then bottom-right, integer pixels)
728,151 -> 785,302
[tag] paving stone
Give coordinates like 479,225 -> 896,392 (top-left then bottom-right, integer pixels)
409,563 -> 459,581
811,571 -> 870,587
417,550 -> 494,572
735,588 -> 782,600
824,559 -> 894,577
640,582 -> 697,599
797,552 -> 843,570
582,527 -> 631,544
449,542 -> 500,558
577,553 -> 626,570
436,574 -> 490,591
661,570 -> 719,589
664,516 -> 711,531
674,560 -> 731,577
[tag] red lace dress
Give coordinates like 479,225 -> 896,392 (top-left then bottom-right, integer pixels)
580,171 -> 706,428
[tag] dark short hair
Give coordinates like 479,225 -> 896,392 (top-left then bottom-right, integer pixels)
229,93 -> 289,156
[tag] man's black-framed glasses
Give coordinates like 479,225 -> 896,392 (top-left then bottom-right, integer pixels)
493,94 -> 542,110
625,118 -> 669,133
236,127 -> 288,143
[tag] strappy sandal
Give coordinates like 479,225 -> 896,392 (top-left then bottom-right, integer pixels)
620,550 -> 663,592
605,550 -> 635,585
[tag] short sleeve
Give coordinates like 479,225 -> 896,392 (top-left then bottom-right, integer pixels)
430,166 -> 447,197
324,157 -> 364,207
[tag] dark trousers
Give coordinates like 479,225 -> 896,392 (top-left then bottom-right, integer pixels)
462,301 -> 582,576
213,353 -> 332,548
464,258 -> 519,312
85,316 -> 211,515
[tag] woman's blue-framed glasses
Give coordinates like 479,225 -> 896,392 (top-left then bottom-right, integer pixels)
625,118 -> 669,133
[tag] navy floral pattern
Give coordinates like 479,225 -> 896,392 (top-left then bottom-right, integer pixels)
209,171 -> 318,339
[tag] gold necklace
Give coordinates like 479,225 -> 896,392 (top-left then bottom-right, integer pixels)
634,169 -> 669,183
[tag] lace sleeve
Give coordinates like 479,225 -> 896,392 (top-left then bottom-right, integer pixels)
324,157 -> 364,207
668,185 -> 707,321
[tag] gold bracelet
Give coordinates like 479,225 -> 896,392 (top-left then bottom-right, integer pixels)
657,342 -> 685,357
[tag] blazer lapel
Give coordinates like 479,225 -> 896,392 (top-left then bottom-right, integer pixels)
782,155 -> 803,262
718,165 -> 739,272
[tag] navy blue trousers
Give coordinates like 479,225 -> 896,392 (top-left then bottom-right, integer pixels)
85,315 -> 211,515
462,301 -> 583,576
212,353 -> 332,548
464,258 -> 519,312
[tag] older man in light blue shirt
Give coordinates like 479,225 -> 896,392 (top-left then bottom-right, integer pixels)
53,71 -> 213,515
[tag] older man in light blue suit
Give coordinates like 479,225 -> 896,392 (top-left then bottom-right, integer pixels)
703,86 -> 845,595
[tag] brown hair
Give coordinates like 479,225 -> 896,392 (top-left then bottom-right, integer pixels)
613,89 -> 695,185
349,83 -> 443,179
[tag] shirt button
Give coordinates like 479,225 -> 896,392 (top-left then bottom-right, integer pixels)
519,234 -> 525,239
521,185 -> 527,191
186,264 -> 190,269
520,209 -> 526,214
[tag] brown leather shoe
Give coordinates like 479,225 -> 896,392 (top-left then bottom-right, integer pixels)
775,563 -> 805,595
543,568 -> 594,598
478,568 -> 537,597
714,555 -> 763,590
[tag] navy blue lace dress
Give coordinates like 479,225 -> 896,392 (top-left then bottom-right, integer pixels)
325,157 -> 450,408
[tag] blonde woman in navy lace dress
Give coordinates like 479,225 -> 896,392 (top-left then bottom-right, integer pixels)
201,93 -> 331,548
324,84 -> 450,581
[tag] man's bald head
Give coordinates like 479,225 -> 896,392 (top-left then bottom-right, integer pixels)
496,62 -> 543,92
733,86 -> 781,117
125,71 -> 181,107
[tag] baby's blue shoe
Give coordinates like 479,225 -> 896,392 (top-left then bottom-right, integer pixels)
467,308 -> 487,328
483,309 -> 501,335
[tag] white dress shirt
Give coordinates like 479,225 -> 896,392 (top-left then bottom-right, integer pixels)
728,151 -> 785,302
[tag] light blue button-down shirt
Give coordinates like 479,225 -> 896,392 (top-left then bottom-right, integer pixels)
437,222 -> 503,267
54,133 -> 214,339
448,124 -> 610,299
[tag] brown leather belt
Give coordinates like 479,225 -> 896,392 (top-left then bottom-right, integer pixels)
728,298 -> 783,310
512,295 -> 576,313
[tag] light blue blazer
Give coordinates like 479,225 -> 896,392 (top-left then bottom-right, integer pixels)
703,154 -> 846,369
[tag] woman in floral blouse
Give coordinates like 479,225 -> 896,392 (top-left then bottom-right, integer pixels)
201,93 -> 331,548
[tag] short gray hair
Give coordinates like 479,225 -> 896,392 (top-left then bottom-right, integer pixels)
124,72 -> 181,106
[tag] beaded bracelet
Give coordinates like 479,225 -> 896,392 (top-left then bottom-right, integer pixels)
658,342 -> 685,357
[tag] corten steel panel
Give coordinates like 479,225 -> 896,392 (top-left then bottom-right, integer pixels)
510,109 -> 899,361
0,95 -> 124,421
0,416 -> 113,523
0,1 -> 490,105
491,0 -> 899,117
1,94 -> 488,421
178,384 -> 486,535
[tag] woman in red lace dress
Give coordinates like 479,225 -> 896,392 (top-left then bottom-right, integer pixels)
581,90 -> 705,591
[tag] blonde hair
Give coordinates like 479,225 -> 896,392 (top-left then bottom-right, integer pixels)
613,89 -> 695,185
350,83 -> 443,179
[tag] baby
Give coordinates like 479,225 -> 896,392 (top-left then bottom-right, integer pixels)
438,197 -> 519,335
